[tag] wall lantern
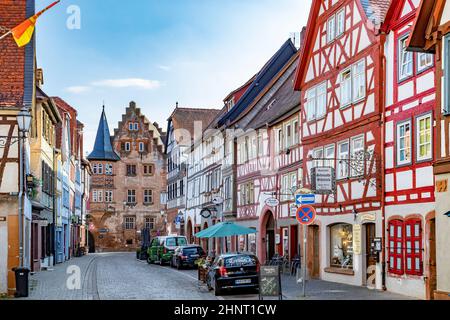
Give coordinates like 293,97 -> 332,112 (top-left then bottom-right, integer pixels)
17,107 -> 32,133
444,211 -> 450,218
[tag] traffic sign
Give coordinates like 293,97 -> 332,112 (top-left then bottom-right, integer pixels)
295,194 -> 316,206
296,205 -> 317,225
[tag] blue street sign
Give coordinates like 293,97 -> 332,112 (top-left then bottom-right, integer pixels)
295,194 -> 316,205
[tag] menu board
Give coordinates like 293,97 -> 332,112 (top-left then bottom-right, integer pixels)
259,265 -> 281,299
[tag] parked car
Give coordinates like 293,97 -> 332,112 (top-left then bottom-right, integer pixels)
170,245 -> 206,269
206,253 -> 260,296
147,236 -> 188,265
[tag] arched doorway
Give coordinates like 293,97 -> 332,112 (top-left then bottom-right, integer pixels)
260,210 -> 275,264
88,231 -> 96,253
186,219 -> 193,244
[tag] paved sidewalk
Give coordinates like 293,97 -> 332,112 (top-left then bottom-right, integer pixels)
280,274 -> 416,300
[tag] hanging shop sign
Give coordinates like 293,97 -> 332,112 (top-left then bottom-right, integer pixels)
311,167 -> 336,195
265,198 -> 280,207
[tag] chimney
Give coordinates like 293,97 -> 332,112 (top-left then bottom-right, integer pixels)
300,26 -> 307,48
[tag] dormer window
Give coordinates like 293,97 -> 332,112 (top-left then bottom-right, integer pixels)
128,122 -> 139,131
129,123 -> 134,131
134,123 -> 139,131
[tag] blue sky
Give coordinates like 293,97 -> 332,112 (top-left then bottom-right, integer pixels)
36,0 -> 311,153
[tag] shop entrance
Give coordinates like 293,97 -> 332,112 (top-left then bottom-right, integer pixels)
290,225 -> 298,260
264,211 -> 275,263
365,223 -> 376,286
88,231 -> 95,253
308,225 -> 320,278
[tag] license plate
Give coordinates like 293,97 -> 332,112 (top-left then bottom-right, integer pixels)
236,279 -> 252,285
191,254 -> 199,258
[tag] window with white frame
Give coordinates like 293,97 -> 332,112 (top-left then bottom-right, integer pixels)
139,142 -> 145,153
124,216 -> 135,230
327,15 -> 336,43
145,217 -> 155,230
127,190 -> 136,204
144,189 -> 153,204
93,164 -> 98,175
340,68 -> 352,107
399,36 -> 413,81
306,82 -> 327,121
337,141 -> 349,179
285,123 -> 293,148
129,123 -> 134,131
275,128 -> 283,153
257,134 -> 264,157
353,60 -> 366,101
125,142 -> 131,152
105,163 -> 113,175
336,8 -> 345,37
105,190 -> 113,203
293,120 -> 299,145
416,114 -> 432,161
281,172 -> 297,201
417,52 -> 433,72
325,144 -> 335,168
313,148 -> 324,168
98,164 -> 103,175
351,135 -> 365,177
134,123 -> 139,131
396,121 -> 411,165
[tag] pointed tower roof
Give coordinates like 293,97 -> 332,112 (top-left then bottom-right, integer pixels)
87,106 -> 120,162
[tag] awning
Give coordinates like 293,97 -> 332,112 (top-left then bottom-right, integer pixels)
195,222 -> 257,239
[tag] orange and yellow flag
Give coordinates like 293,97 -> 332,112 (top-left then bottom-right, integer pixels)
11,0 -> 60,47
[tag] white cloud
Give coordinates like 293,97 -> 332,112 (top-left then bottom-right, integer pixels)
157,65 -> 172,71
92,78 -> 161,90
65,86 -> 91,94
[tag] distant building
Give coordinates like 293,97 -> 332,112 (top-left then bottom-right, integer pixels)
88,102 -> 167,252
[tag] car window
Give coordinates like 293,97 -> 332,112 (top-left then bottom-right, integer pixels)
176,237 -> 187,246
165,238 -> 176,246
224,255 -> 257,267
183,247 -> 203,255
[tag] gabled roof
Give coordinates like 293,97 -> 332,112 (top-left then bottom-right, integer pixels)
87,106 -> 120,162
407,0 -> 444,53
218,39 -> 297,126
294,0 -> 391,90
223,75 -> 256,103
166,107 -> 222,146
36,86 -> 62,124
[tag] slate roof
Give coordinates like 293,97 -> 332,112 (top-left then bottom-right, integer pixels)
218,39 -> 298,126
245,57 -> 301,130
360,0 -> 392,27
87,106 -> 120,162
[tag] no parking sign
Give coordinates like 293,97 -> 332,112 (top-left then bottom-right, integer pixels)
296,205 -> 317,225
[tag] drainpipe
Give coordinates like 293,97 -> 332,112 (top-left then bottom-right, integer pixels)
18,130 -> 24,268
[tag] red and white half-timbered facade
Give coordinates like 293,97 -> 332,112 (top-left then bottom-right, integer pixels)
382,0 -> 437,300
294,0 -> 388,288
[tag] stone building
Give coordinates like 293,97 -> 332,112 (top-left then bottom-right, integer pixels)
88,102 -> 166,252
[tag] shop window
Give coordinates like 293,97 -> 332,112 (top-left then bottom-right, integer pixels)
330,223 -> 353,269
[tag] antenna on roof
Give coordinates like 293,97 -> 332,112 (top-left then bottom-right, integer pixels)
290,32 -> 301,49
176,101 -> 179,108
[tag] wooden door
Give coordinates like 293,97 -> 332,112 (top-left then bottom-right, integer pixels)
365,223 -> 376,285
267,230 -> 275,261
290,225 -> 298,259
309,225 -> 320,278
428,219 -> 437,300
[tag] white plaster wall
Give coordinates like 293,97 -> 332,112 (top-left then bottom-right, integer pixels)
385,35 -> 395,107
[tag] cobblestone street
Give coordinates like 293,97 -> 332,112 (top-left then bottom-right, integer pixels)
18,253 -> 414,300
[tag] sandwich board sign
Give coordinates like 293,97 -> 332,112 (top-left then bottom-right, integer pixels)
259,265 -> 282,300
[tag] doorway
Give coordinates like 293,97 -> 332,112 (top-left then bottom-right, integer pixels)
290,225 -> 298,259
427,218 -> 437,300
308,225 -> 320,278
265,212 -> 275,262
88,231 -> 96,253
365,223 -> 376,287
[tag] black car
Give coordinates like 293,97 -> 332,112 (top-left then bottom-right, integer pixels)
170,245 -> 206,269
206,253 -> 260,296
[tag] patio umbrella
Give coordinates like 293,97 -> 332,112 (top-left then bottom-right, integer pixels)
195,222 -> 256,239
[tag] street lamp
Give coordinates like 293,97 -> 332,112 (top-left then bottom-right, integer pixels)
17,106 -> 31,268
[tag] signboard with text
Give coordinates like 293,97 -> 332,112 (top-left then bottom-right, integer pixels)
311,167 -> 336,195
259,265 -> 282,300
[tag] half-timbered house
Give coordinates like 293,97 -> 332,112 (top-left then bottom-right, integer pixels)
407,0 -> 450,300
381,0 -> 437,300
294,0 -> 390,288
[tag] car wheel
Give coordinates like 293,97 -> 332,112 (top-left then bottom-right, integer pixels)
214,280 -> 222,296
147,257 -> 151,264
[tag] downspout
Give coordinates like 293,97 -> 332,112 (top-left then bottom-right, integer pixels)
18,130 -> 24,268
379,31 -> 387,291
52,148 -> 57,266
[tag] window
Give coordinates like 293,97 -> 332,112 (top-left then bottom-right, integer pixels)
144,189 -> 153,204
336,8 -> 345,37
127,190 -> 136,204
330,224 -> 353,269
388,220 -> 404,275
96,190 -> 103,202
313,148 -> 324,168
145,217 -> 155,230
139,142 -> 145,153
416,114 -> 432,161
129,123 -> 134,131
388,219 -> 423,276
399,36 -> 413,81
444,35 -> 450,113
143,164 -> 154,175
293,120 -> 299,145
327,15 -> 336,43
340,69 -> 352,107
93,164 -> 98,175
126,165 -> 137,176
134,123 -> 139,131
405,219 -> 423,275
306,82 -> 327,121
105,190 -> 113,203
240,183 -> 254,205
325,144 -> 335,168
417,52 -> 433,72
124,217 -> 136,230
337,141 -> 349,179
125,142 -> 131,152
257,134 -> 264,157
352,60 -> 366,101
396,121 -> 411,165
285,123 -> 292,148
97,164 -> 103,175
281,172 -> 297,201
350,136 -> 364,177
105,163 -> 113,175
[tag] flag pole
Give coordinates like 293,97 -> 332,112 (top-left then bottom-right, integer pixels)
0,30 -> 12,41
